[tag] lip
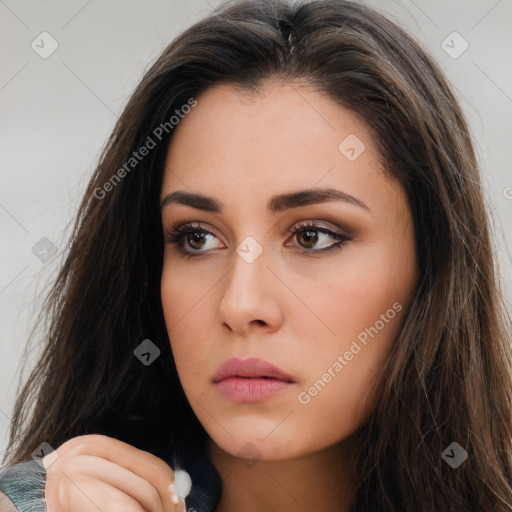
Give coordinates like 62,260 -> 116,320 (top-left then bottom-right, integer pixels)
215,377 -> 294,403
212,356 -> 295,383
212,357 -> 296,403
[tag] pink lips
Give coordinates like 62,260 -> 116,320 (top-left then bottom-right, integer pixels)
212,357 -> 296,403
212,356 -> 295,383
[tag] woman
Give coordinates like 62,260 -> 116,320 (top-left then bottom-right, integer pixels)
1,0 -> 511,510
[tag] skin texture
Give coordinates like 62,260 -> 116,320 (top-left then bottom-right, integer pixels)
160,82 -> 419,512
0,492 -> 17,512
42,435 -> 184,512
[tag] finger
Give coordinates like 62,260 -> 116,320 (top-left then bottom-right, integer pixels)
66,477 -> 146,512
56,435 -> 179,510
61,454 -> 166,512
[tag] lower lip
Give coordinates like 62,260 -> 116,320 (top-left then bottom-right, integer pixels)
214,377 -> 294,403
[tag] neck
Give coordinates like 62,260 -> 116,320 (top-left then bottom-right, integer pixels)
208,435 -> 359,512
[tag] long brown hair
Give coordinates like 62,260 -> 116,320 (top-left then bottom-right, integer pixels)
3,1 -> 511,510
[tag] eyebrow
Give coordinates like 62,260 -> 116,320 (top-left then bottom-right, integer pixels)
160,187 -> 370,214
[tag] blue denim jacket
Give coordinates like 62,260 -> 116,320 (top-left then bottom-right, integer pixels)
0,459 -> 47,512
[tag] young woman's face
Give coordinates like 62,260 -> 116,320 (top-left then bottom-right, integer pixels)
160,82 -> 418,461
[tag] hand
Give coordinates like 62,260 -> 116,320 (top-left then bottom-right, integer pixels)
42,434 -> 187,512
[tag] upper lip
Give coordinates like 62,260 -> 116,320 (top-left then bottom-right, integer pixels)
212,357 -> 295,383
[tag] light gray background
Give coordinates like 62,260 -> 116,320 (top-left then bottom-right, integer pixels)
1,0 -> 511,459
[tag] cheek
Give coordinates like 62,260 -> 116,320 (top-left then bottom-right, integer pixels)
161,265 -> 210,386
161,259 -> 217,336
293,236 -> 416,425
161,261 -> 195,325
292,245 -> 412,350
291,290 -> 408,441
324,225 -> 416,338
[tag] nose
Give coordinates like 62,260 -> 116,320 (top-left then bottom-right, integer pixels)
217,244 -> 284,336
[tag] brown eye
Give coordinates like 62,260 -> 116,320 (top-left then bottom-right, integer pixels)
187,232 -> 208,250
287,222 -> 351,253
164,223 -> 223,256
296,229 -> 319,249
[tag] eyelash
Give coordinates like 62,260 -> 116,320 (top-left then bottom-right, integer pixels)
163,221 -> 351,258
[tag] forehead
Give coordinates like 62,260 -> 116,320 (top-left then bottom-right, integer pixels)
160,81 -> 398,220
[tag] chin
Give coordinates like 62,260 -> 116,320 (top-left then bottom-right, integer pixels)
212,429 -> 303,461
